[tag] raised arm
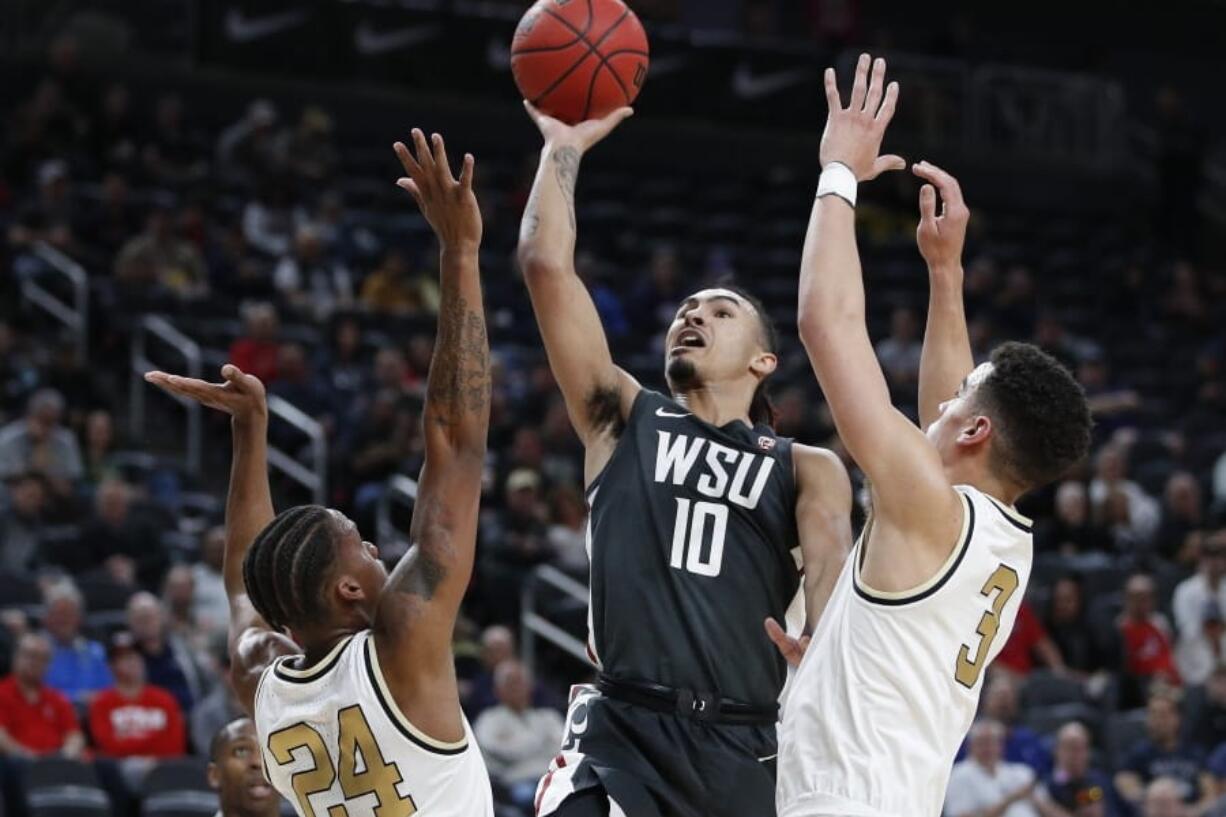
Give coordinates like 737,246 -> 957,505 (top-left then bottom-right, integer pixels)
914,162 -> 975,430
517,103 -> 639,472
371,131 -> 489,736
143,365 -> 296,714
797,55 -> 961,550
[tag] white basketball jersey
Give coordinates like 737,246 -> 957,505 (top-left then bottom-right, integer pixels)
777,486 -> 1033,817
254,630 -> 493,817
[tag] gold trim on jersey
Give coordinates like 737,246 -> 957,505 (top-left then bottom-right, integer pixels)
982,493 -> 1033,532
853,490 -> 974,604
272,635 -> 354,683
364,638 -> 469,755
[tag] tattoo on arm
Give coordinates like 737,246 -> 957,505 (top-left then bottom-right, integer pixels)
389,497 -> 450,601
552,146 -> 580,232
425,294 -> 490,428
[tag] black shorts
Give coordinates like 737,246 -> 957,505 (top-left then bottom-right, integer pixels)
534,684 -> 778,817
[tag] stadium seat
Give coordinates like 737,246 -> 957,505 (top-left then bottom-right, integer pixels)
1105,709 -> 1149,769
1020,670 -> 1086,708
25,758 -> 110,817
1020,702 -> 1101,738
141,757 -> 217,817
0,570 -> 43,614
75,576 -> 135,614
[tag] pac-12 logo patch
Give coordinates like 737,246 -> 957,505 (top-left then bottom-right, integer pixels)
758,436 -> 776,451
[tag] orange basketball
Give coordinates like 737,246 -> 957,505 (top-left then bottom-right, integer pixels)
511,0 -> 650,125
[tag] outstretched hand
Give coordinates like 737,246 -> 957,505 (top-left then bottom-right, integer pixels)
394,129 -> 482,250
912,160 -> 970,271
523,100 -> 633,154
820,53 -> 905,181
765,618 -> 811,669
144,364 -> 267,421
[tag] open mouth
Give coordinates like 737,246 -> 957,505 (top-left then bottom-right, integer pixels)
671,328 -> 706,354
247,782 -> 274,799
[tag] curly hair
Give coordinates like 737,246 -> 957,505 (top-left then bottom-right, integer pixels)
975,341 -> 1093,492
241,505 -> 341,633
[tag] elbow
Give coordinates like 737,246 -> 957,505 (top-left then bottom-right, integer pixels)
516,246 -> 562,284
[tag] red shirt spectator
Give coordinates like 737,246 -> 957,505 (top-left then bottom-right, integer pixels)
88,632 -> 185,758
1119,573 -> 1181,684
228,303 -> 280,383
996,601 -> 1046,675
0,633 -> 85,757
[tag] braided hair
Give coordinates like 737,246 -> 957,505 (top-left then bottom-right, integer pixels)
241,505 -> 341,633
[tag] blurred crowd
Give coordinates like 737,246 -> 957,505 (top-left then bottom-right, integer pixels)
0,30 -> 1225,817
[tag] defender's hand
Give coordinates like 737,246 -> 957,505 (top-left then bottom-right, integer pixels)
394,130 -> 482,251
913,161 -> 970,273
524,100 -> 633,154
820,54 -> 904,181
765,618 -> 811,669
145,364 -> 267,421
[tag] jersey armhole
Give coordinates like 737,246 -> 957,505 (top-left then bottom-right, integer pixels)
362,637 -> 469,756
585,388 -> 655,497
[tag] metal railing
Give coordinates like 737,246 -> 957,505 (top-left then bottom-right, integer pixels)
521,564 -> 591,669
375,474 -> 419,562
130,315 -> 203,473
20,242 -> 90,359
266,395 -> 327,506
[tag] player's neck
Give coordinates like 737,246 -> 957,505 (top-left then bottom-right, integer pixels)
944,461 -> 1021,508
675,383 -> 752,428
298,628 -> 355,667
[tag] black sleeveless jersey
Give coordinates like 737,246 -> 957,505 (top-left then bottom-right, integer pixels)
585,389 -> 802,708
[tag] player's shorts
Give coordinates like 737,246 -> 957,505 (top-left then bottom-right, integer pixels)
534,682 -> 778,817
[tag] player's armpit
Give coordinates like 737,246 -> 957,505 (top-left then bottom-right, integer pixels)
793,445 -> 853,631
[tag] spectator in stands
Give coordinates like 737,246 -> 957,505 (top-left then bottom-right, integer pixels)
277,106 -> 338,182
192,637 -> 245,759
475,660 -> 565,810
273,222 -> 353,320
77,478 -> 166,590
191,526 -> 230,640
466,625 -> 517,716
42,580 -> 112,704
360,249 -> 431,315
1037,722 -> 1112,817
547,484 -> 589,576
142,93 -> 209,187
81,409 -> 120,488
1115,687 -> 1210,811
320,318 -> 367,408
1090,444 -> 1160,547
0,632 -> 85,758
1174,598 -> 1226,686
241,180 -> 299,258
945,720 -> 1040,817
1173,530 -> 1226,643
627,244 -> 687,337
268,343 -> 334,429
1118,573 -> 1180,703
1144,777 -> 1192,817
1154,472 -> 1206,564
1206,744 -> 1226,817
114,205 -> 210,301
875,305 -> 923,394
88,631 -> 186,760
1045,575 -> 1111,679
228,303 -> 281,384
996,599 -> 1066,679
208,718 -> 279,817
345,389 -> 415,510
1034,313 -> 1101,370
483,469 -> 551,621
1041,481 -> 1112,555
217,99 -> 282,186
0,473 -> 51,574
978,674 -> 1052,775
0,389 -> 83,496
126,592 -> 203,714
1193,666 -> 1226,750
161,565 -> 198,645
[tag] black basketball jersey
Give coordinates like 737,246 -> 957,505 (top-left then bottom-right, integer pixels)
585,389 -> 802,708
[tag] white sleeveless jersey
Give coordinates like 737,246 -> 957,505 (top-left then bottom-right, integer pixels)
253,630 -> 493,817
777,486 -> 1033,817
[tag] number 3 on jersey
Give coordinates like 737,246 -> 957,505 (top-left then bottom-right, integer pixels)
267,706 -> 416,817
670,498 -> 728,577
955,564 -> 1020,689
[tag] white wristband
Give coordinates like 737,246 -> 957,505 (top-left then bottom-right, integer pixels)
816,162 -> 857,207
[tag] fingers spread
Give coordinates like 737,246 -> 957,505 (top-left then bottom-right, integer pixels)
393,140 -> 421,179
411,128 -> 434,171
458,153 -> 475,190
431,133 -> 454,184
877,81 -> 900,123
397,177 -> 424,208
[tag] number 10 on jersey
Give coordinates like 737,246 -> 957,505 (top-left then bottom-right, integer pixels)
670,498 -> 728,577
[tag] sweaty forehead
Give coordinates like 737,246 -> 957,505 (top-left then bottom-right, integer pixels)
679,289 -> 753,314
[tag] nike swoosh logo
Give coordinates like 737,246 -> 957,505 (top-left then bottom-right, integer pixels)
225,8 -> 309,43
656,408 -> 690,418
731,63 -> 812,100
355,21 -> 441,56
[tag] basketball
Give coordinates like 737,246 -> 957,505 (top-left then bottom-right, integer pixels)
511,0 -> 650,125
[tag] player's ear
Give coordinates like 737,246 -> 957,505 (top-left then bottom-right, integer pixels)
750,351 -> 777,379
207,761 -> 220,791
956,414 -> 992,448
336,575 -> 366,602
